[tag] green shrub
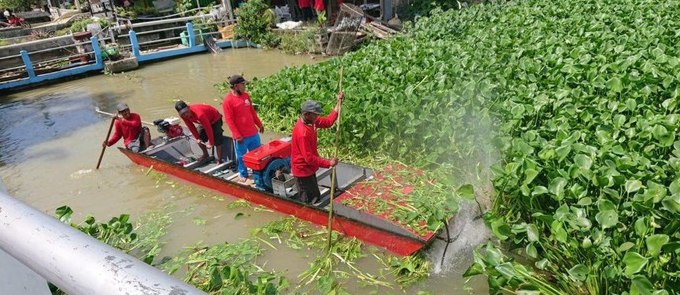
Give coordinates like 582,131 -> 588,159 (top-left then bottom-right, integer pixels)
234,0 -> 279,47
69,18 -> 110,33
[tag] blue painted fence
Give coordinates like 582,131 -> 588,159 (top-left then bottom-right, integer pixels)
0,22 -> 254,91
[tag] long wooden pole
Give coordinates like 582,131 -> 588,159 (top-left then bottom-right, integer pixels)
95,107 -> 154,126
326,66 -> 344,253
96,117 -> 116,170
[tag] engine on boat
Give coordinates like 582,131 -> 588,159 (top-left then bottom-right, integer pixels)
243,138 -> 294,195
153,117 -> 184,139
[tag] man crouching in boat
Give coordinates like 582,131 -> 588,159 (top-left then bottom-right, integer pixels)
175,100 -> 225,163
102,103 -> 151,152
291,92 -> 344,204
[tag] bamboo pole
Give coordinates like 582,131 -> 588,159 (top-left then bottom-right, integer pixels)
96,117 -> 116,170
326,65 -> 344,253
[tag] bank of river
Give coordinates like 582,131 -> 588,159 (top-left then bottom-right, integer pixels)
0,48 -> 487,294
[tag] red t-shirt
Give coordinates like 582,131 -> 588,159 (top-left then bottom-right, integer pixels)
107,113 -> 142,148
298,0 -> 312,8
222,91 -> 263,139
180,104 -> 222,146
291,110 -> 338,177
314,0 -> 324,11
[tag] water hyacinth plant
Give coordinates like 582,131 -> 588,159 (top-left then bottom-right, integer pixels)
231,0 -> 680,293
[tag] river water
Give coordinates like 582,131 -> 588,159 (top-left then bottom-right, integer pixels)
0,48 -> 488,294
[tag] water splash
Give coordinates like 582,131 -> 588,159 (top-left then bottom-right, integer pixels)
428,201 -> 490,274
70,169 -> 94,179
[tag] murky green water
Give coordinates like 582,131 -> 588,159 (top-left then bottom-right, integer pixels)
0,48 -> 488,294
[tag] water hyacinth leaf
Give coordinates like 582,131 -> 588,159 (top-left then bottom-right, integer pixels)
490,219 -> 512,240
646,234 -> 669,257
669,179 -> 680,195
582,236 -> 592,249
630,275 -> 653,295
635,217 -> 649,237
598,199 -> 617,211
535,258 -> 549,270
556,145 -> 572,162
549,177 -> 567,200
568,264 -> 589,281
623,252 -> 648,276
532,186 -> 548,196
608,77 -> 624,93
463,262 -> 484,277
625,180 -> 644,193
523,169 -> 539,185
457,184 -> 475,200
617,242 -> 635,253
484,244 -> 504,266
551,221 -> 568,243
595,210 -> 618,229
577,197 -> 592,206
494,263 -> 517,279
525,243 -> 538,259
526,224 -> 539,242
643,181 -> 667,203
662,195 -> 680,214
652,125 -> 668,140
574,154 -> 593,170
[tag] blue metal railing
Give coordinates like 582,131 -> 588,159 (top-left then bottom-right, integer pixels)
0,19 -> 255,91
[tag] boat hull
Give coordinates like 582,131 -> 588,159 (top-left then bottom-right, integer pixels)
120,148 -> 428,256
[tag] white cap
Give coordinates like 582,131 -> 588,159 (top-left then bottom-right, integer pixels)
3,11 -> 10,17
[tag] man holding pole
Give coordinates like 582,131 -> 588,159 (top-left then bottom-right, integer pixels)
102,103 -> 151,153
291,91 -> 344,204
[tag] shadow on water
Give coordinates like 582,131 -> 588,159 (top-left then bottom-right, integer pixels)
0,90 -> 134,167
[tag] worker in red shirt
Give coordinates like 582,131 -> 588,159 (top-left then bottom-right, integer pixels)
291,92 -> 344,204
102,103 -> 151,152
223,74 -> 264,182
298,0 -> 313,21
175,100 -> 225,163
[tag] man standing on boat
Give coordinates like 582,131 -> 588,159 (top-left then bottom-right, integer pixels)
291,92 -> 344,204
102,103 -> 151,152
222,74 -> 265,182
175,100 -> 225,163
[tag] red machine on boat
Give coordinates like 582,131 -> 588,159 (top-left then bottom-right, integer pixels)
242,138 -> 293,192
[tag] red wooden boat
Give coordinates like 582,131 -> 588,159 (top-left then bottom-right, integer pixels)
120,133 -> 440,256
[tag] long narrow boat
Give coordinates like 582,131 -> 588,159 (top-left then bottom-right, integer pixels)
120,133 -> 441,256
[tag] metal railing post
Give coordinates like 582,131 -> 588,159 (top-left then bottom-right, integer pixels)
0,192 -> 206,295
129,30 -> 141,58
20,50 -> 36,79
91,36 -> 103,67
186,22 -> 196,47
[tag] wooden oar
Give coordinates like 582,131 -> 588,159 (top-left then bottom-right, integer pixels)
327,66 -> 344,253
96,116 -> 116,169
95,107 -> 155,126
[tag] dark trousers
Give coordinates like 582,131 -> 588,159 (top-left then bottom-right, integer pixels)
296,174 -> 320,204
301,7 -> 314,21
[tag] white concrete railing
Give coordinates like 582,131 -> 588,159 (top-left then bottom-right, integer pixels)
0,191 -> 205,295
